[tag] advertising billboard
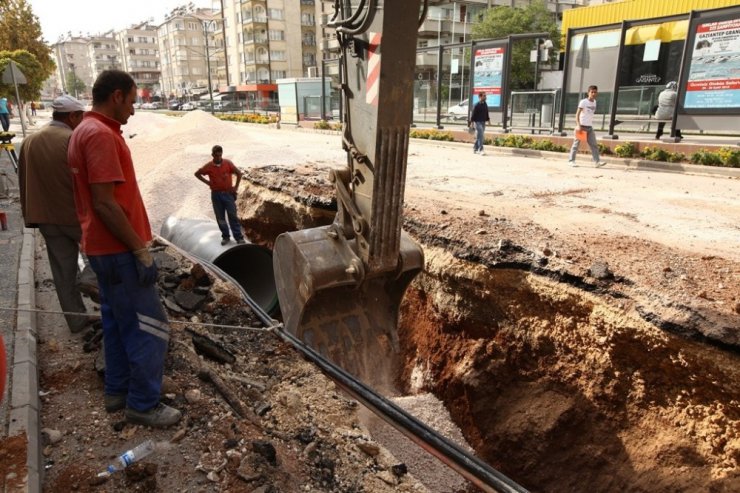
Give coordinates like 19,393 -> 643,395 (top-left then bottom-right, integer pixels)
471,42 -> 506,109
680,9 -> 740,113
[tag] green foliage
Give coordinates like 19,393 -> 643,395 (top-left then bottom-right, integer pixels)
471,0 -> 560,91
65,69 -> 85,99
717,147 -> 740,167
0,0 -> 54,98
598,143 -> 612,155
0,50 -> 44,101
667,152 -> 685,163
530,139 -> 567,152
640,146 -> 670,162
217,113 -> 277,125
312,120 -> 342,131
690,148 -> 740,168
409,129 -> 454,141
614,142 -> 637,158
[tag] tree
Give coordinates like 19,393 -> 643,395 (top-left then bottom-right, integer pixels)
65,69 -> 85,99
0,50 -> 44,101
471,0 -> 560,90
0,0 -> 55,98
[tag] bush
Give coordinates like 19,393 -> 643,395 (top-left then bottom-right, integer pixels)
409,129 -> 454,141
640,146 -> 671,162
531,139 -> 567,152
598,143 -> 612,155
667,152 -> 685,163
690,149 -> 723,166
614,142 -> 637,158
217,113 -> 277,124
313,120 -> 333,130
717,147 -> 740,167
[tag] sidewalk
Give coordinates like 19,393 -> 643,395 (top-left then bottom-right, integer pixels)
0,110 -> 50,493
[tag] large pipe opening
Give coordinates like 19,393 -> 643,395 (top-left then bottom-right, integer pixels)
160,216 -> 278,314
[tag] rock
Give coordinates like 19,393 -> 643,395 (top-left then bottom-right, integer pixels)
152,251 -> 180,271
478,210 -> 487,216
42,445 -> 53,457
163,296 -> 185,314
206,471 -> 220,482
474,229 -> 487,235
357,441 -> 380,457
223,438 -> 239,450
174,289 -> 207,311
377,470 -> 398,486
252,486 -> 272,493
734,302 -> 740,314
252,440 -> 277,466
542,247 -> 552,257
41,428 -> 62,445
391,463 -> 408,477
185,388 -> 202,403
161,376 -> 178,394
589,260 -> 614,280
191,263 -> 212,286
236,458 -> 262,483
255,401 -> 272,416
170,428 -> 187,443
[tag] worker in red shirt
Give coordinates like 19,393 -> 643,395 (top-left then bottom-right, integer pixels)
68,70 -> 181,428
194,145 -> 245,245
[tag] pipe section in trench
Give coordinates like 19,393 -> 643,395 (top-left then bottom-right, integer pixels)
160,216 -> 278,314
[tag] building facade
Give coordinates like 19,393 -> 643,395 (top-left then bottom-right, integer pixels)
115,23 -> 161,99
158,7 -> 224,100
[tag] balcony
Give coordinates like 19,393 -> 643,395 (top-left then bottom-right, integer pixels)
243,35 -> 268,45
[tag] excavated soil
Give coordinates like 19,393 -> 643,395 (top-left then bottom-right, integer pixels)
238,163 -> 740,493
27,111 -> 740,492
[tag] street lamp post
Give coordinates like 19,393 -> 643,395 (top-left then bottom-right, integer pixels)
202,19 -> 217,115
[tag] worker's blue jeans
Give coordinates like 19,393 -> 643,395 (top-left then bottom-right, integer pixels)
211,191 -> 243,241
474,121 -> 486,153
0,113 -> 9,132
88,252 -> 170,412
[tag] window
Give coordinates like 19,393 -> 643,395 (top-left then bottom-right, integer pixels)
301,13 -> 315,25
272,70 -> 286,79
268,8 -> 283,20
188,22 -> 197,30
270,50 -> 286,61
269,30 -> 284,41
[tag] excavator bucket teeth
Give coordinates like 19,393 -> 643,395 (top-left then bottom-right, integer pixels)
273,226 -> 423,382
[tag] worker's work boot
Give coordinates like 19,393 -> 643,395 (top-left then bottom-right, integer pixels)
125,403 -> 182,428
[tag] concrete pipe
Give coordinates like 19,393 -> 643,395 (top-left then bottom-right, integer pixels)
160,216 -> 278,314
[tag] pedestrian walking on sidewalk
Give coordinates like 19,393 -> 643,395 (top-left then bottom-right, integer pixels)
68,69 -> 181,428
655,81 -> 682,141
194,145 -> 245,246
468,92 -> 490,156
18,94 -> 92,334
0,97 -> 10,132
568,85 -> 606,168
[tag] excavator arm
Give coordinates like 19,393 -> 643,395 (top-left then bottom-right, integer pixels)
273,0 -> 426,381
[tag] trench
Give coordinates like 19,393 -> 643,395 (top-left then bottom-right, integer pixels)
236,172 -> 740,493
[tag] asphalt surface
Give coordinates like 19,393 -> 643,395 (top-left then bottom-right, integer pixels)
1,107 -> 738,493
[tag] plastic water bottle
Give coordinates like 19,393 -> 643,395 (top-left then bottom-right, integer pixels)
98,439 -> 156,477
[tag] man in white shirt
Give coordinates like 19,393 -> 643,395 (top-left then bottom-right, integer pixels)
568,85 -> 606,168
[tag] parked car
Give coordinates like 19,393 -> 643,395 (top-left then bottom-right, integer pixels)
168,100 -> 182,111
447,99 -> 469,120
180,102 -> 197,111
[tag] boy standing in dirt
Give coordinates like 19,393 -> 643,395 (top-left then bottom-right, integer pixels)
568,85 -> 606,168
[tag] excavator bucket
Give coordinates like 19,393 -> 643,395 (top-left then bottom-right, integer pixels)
273,0 -> 425,381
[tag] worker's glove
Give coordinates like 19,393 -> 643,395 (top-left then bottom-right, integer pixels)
132,248 -> 158,287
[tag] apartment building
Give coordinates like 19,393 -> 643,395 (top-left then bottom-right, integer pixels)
115,23 -> 161,99
158,7 -> 225,100
87,32 -> 120,86
216,0 -> 319,105
51,37 -> 92,98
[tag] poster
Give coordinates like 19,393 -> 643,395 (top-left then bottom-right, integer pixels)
684,16 -> 740,109
472,45 -> 505,108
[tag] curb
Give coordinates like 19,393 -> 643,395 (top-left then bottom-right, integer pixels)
10,228 -> 41,493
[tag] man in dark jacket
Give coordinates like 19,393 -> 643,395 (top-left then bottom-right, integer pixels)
468,92 -> 490,155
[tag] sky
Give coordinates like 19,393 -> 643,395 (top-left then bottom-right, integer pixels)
28,0 -> 214,43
